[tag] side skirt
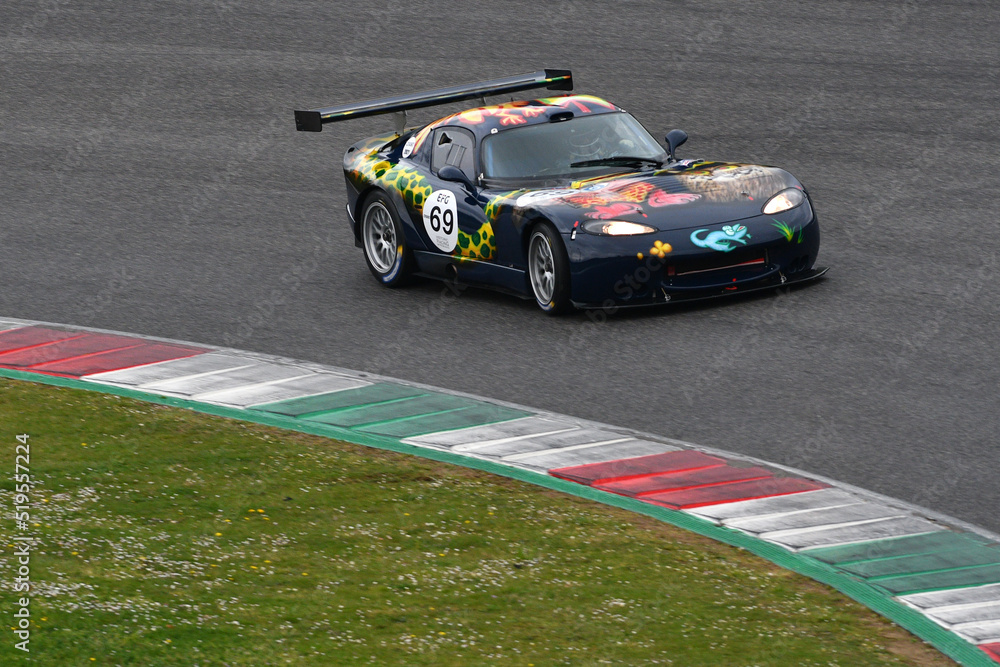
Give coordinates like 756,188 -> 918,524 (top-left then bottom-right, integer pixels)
413,250 -> 531,297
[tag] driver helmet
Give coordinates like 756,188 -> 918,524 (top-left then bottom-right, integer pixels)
567,123 -> 608,162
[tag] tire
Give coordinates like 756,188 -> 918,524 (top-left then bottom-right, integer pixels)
360,191 -> 412,287
527,224 -> 572,314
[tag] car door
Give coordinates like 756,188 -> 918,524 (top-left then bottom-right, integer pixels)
413,126 -> 531,294
409,127 -> 492,276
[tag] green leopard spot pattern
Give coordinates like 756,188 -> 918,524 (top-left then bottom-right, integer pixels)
351,151 -> 497,260
484,192 -> 517,223
457,222 -> 495,260
373,165 -> 432,212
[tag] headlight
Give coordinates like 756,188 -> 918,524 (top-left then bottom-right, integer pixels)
582,220 -> 656,236
762,188 -> 805,215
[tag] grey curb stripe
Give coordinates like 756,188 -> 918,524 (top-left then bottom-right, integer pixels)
1,316 -> 998,665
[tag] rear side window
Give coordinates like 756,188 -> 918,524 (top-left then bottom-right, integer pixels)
430,128 -> 476,180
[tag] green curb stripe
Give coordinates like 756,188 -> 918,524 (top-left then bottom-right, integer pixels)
843,546 -> 1000,579
357,404 -> 531,437
804,531 -> 995,565
870,564 -> 1000,596
302,393 -> 477,427
251,383 -> 425,416
0,366 -> 994,667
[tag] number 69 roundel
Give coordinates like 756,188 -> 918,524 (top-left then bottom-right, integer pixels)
422,189 -> 458,252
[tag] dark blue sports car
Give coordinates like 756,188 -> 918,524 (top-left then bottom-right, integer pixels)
295,70 -> 826,314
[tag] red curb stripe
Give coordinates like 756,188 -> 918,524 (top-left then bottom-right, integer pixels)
641,477 -> 830,510
0,327 -> 86,355
982,644 -> 1000,663
550,450 -> 726,484
23,343 -> 146,369
594,465 -> 773,497
35,342 -> 208,376
0,333 -> 143,368
0,328 -> 209,377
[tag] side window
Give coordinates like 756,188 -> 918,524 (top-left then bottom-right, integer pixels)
430,128 -> 476,181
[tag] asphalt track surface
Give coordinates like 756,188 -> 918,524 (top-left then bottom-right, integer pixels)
3,1 -> 999,532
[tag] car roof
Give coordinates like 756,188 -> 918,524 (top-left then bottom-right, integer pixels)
409,94 -> 621,155
442,94 -> 619,133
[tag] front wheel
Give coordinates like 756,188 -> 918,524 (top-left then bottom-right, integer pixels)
527,224 -> 571,314
360,192 -> 412,287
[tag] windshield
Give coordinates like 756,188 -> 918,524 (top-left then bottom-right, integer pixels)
481,112 -> 666,181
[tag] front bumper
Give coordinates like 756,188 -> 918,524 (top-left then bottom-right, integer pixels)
565,206 -> 821,307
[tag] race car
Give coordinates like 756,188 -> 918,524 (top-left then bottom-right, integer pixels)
294,69 -> 826,314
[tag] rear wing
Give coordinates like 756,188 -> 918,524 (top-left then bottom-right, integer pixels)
294,69 -> 572,132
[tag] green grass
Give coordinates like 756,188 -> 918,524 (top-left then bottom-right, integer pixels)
0,379 -> 953,666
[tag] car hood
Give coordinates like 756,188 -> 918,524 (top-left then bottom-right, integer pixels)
505,161 -> 801,232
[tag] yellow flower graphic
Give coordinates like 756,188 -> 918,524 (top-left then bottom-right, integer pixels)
649,240 -> 672,259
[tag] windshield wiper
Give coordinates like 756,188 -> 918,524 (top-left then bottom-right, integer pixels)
570,156 -> 663,169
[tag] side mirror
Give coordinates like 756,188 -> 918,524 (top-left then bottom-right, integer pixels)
665,129 -> 688,162
438,165 -> 477,193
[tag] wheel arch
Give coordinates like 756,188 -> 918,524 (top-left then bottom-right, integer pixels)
523,217 -> 573,315
519,214 -> 558,257
352,185 -> 384,242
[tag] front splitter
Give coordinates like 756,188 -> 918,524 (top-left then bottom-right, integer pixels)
573,266 -> 829,309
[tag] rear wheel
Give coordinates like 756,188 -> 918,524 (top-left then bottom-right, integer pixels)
360,192 -> 411,287
527,224 -> 571,314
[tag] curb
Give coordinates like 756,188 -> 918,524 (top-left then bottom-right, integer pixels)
1,316 -> 998,666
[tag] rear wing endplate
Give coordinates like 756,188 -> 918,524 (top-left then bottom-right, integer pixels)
294,69 -> 572,132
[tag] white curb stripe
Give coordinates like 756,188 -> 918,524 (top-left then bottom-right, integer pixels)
404,416 -> 579,449
507,439 -> 680,470
222,374 -> 371,408
719,502 -> 868,530
86,352 -> 251,385
192,373 -> 318,404
683,488 -> 860,523
501,437 -> 634,462
138,363 -> 275,393
451,424 -> 580,457
950,620 -> 1000,644
761,515 -> 911,540
901,583 -> 1000,610
762,517 -> 943,551
180,366 -> 315,398
136,367 -> 257,393
926,600 -> 1000,625
450,427 -> 580,452
726,503 -> 906,535
466,435 -> 608,458
475,428 -> 632,458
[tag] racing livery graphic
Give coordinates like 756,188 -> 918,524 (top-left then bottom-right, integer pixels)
691,224 -> 751,252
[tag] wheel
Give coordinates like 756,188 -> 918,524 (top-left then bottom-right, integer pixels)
360,191 -> 411,287
527,224 -> 571,314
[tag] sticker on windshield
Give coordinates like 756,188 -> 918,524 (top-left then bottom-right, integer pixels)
422,189 -> 458,252
515,190 -> 578,208
401,136 -> 416,159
